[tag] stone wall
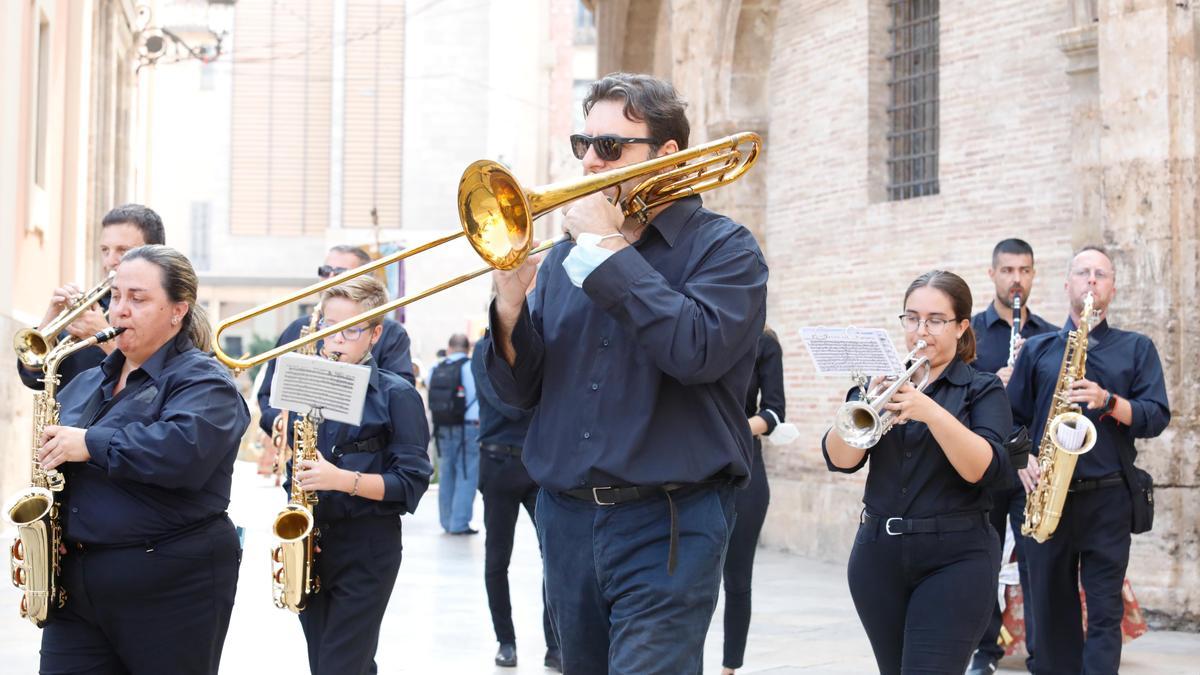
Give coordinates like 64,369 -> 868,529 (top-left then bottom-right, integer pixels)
591,0 -> 1200,625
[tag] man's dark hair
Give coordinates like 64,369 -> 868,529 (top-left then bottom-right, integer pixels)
583,73 -> 690,153
991,238 -> 1034,267
102,204 -> 165,245
448,333 -> 470,352
328,244 -> 372,266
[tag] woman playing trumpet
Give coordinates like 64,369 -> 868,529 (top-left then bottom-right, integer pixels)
822,270 -> 1013,675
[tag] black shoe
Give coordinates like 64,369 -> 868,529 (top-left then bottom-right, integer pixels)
544,647 -> 562,672
450,527 -> 479,535
495,642 -> 517,667
965,651 -> 998,675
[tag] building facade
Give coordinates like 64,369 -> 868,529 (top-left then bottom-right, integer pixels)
590,0 -> 1199,626
0,0 -> 155,502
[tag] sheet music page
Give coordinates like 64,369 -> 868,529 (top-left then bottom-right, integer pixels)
268,352 -> 370,426
799,327 -> 904,376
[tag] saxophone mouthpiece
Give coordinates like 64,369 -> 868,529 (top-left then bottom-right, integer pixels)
93,326 -> 127,344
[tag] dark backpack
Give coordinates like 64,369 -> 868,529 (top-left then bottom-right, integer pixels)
428,357 -> 470,427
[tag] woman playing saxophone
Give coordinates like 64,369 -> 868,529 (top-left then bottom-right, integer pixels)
35,246 -> 248,674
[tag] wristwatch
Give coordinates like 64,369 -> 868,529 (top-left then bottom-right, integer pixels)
1101,391 -> 1117,414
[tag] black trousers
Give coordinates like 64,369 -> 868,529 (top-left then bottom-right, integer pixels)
1023,483 -> 1131,675
478,446 -> 557,649
975,485 -> 1036,663
848,512 -> 999,675
721,444 -> 769,669
299,516 -> 403,675
40,516 -> 240,675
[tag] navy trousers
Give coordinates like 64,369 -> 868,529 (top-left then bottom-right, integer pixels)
299,516 -> 403,675
40,516 -> 240,675
721,445 -> 770,669
848,512 -> 1000,675
975,485 -> 1036,664
537,484 -> 736,675
478,447 -> 557,649
1023,483 -> 1131,675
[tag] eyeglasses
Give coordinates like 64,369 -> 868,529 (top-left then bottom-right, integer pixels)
898,314 -> 959,335
569,133 -> 658,161
317,265 -> 348,279
316,320 -> 368,341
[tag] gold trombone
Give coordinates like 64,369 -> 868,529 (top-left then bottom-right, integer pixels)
211,132 -> 763,372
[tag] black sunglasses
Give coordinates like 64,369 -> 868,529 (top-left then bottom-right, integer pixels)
317,265 -> 349,279
569,133 -> 657,161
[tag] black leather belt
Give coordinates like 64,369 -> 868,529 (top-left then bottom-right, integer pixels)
560,479 -> 730,575
481,443 -> 522,457
1069,473 -> 1124,493
862,511 -> 988,536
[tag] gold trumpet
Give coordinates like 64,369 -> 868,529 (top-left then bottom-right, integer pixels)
14,272 -> 115,370
211,132 -> 762,372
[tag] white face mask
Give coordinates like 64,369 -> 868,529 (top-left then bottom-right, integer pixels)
765,423 -> 799,446
561,233 -> 617,287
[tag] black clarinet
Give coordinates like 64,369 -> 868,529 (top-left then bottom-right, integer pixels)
1007,291 -> 1022,368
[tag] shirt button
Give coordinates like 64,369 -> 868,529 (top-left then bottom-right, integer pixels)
905,452 -> 912,459
901,487 -> 908,495
71,507 -> 78,513
583,431 -> 591,439
591,383 -> 599,391
601,338 -> 610,347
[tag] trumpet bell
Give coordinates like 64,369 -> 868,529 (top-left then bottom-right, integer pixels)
457,160 -> 534,272
835,400 -> 884,450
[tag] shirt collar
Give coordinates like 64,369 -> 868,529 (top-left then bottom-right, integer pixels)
985,301 -> 1051,331
1061,316 -> 1111,341
445,352 -> 469,362
938,356 -> 973,387
99,331 -> 193,383
645,195 -> 703,247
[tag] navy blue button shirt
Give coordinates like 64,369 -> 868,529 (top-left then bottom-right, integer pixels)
55,334 -> 250,546
1007,319 -> 1170,479
17,295 -> 111,392
970,302 -> 1056,375
472,333 -> 531,448
485,195 -> 769,493
745,331 -> 786,451
822,358 -> 1013,517
258,316 -> 414,434
283,360 -> 432,521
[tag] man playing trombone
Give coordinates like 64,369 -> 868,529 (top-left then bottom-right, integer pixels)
486,72 -> 768,674
16,204 -> 165,391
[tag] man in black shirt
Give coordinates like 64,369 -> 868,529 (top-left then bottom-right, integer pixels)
472,331 -> 559,670
17,204 -> 165,391
967,238 -> 1056,675
1009,246 -> 1170,674
487,73 -> 767,674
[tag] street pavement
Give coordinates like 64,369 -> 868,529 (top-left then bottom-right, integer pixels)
0,461 -> 1196,673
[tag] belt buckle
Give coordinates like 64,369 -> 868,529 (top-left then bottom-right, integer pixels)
592,487 -> 616,506
885,517 -> 903,536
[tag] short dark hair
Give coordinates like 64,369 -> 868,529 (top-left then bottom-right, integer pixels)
583,73 -> 690,152
102,204 -> 165,245
991,238 -> 1034,267
448,333 -> 470,352
904,270 -> 976,364
328,245 -> 372,266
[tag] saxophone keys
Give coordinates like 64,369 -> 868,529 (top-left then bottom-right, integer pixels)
10,538 -> 23,561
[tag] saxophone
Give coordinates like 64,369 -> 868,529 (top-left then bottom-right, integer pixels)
5,326 -> 124,626
1022,293 -> 1099,543
269,335 -> 334,614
